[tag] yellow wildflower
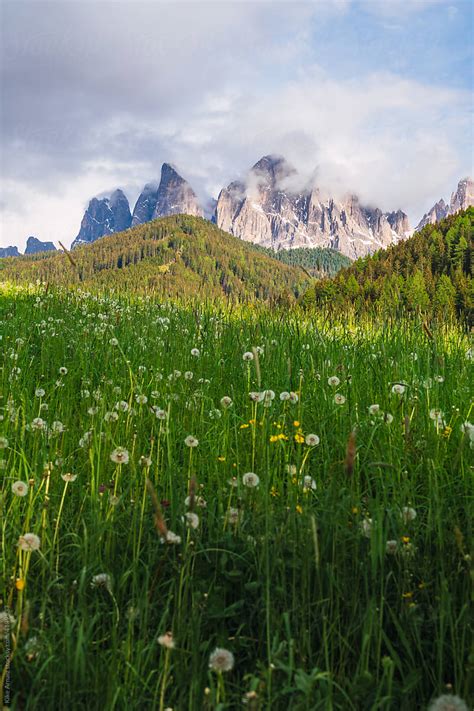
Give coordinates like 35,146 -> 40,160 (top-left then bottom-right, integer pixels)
16,578 -> 25,591
217,456 -> 226,462
294,433 -> 305,444
240,423 -> 250,429
293,420 -> 300,427
296,504 -> 303,514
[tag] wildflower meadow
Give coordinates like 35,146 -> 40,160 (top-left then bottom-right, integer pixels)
1,285 -> 472,710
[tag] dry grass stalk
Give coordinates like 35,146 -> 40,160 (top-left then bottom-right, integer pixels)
145,478 -> 168,538
345,430 -> 356,476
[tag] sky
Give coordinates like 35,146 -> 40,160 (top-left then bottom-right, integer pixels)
0,0 -> 473,250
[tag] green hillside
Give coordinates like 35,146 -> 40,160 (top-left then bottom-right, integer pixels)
0,215 -> 310,302
303,208 -> 473,321
264,245 -> 351,277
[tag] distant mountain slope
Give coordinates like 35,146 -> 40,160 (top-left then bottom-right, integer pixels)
415,177 -> 473,231
303,208 -> 473,320
0,215 -> 309,302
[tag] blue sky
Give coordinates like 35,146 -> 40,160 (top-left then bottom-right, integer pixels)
0,0 -> 472,249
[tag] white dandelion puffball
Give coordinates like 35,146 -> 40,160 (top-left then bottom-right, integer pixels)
385,540 -> 398,555
157,632 -> 175,649
328,376 -> 340,387
185,495 -> 207,509
0,437 -> 8,449
289,391 -> 299,403
31,417 -> 46,431
209,647 -> 235,672
61,472 -> 77,482
334,393 -> 346,405
110,447 -> 129,464
18,533 -> 41,551
242,351 -> 254,362
279,391 -> 290,401
401,506 -> 417,523
305,433 -> 320,447
163,530 -> 181,545
368,404 -> 380,415
184,435 -> 199,448
59,367 -> 68,375
220,396 -> 233,408
391,384 -> 406,395
428,694 -> 469,711
12,480 -> 29,497
191,348 -> 200,357
360,518 -> 372,538
226,507 -> 241,525
183,512 -> 200,529
242,472 -> 260,488
135,394 -> 148,405
35,388 -> 45,398
91,573 -> 112,590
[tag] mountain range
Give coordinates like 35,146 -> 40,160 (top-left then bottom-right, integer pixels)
1,158 -> 472,260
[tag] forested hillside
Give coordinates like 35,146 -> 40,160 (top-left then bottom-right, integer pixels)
0,215 -> 309,302
259,246 -> 351,277
303,208 -> 473,321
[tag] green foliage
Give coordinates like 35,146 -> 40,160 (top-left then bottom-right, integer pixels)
0,215 -> 310,304
303,208 -> 474,323
258,246 -> 352,277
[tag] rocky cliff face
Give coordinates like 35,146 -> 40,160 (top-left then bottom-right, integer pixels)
215,155 -> 410,259
25,236 -> 57,255
0,245 -> 20,258
132,164 -> 203,226
72,189 -> 132,248
415,177 -> 473,231
131,182 -> 160,226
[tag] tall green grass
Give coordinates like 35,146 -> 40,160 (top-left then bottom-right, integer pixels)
1,286 -> 472,710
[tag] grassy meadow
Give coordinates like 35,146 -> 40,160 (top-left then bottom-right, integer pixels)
1,285 -> 473,710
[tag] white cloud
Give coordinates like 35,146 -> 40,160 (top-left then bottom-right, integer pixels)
0,0 -> 472,248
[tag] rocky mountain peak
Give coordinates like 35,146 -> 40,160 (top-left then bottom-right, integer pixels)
0,245 -> 20,258
415,177 -> 473,232
215,156 -> 410,259
153,163 -> 203,219
132,164 -> 204,227
71,190 -> 132,248
450,177 -> 473,214
25,236 -> 57,255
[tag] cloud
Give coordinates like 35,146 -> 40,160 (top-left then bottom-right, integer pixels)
0,0 -> 472,248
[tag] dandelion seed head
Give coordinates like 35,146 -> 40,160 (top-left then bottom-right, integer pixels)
12,480 -> 29,497
18,533 -> 41,551
209,647 -> 235,672
110,447 -> 129,464
305,433 -> 320,447
91,573 -> 112,591
61,472 -> 77,482
157,631 -> 175,649
242,472 -> 260,488
428,694 -> 468,711
184,435 -> 199,448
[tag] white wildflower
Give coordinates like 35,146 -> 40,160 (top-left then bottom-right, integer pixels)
157,632 -> 175,649
328,376 -> 340,387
